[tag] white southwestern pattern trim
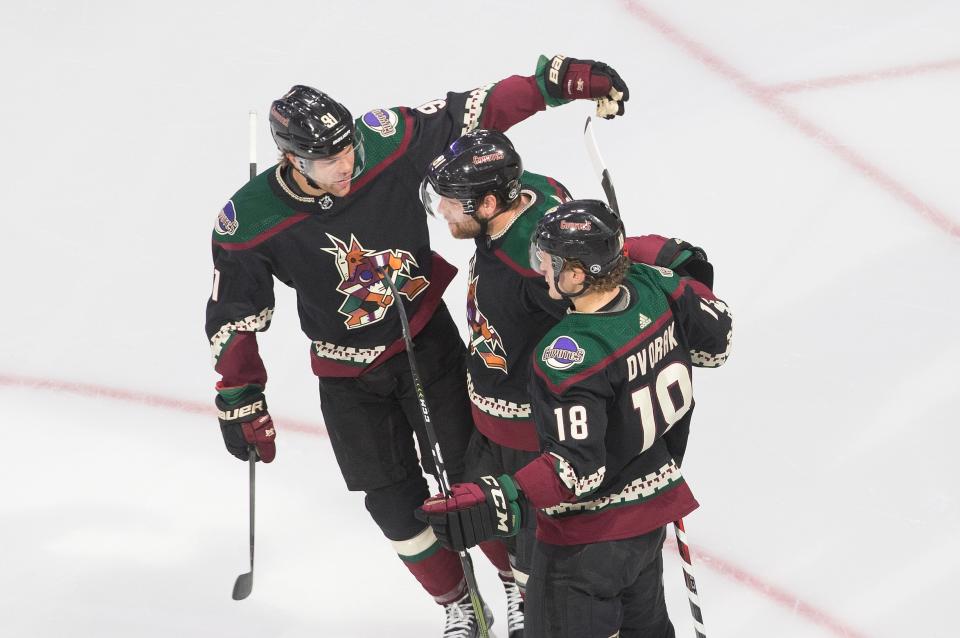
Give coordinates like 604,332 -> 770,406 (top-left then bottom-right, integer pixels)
691,297 -> 733,367
552,452 -> 605,498
312,340 -> 385,364
467,372 -> 531,419
461,83 -> 495,135
543,461 -> 683,516
209,307 -> 274,364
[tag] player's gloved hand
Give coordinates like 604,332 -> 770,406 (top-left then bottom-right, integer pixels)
415,475 -> 522,552
626,235 -> 714,288
543,54 -> 630,119
216,392 -> 276,463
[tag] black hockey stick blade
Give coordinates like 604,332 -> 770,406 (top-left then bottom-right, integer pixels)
583,117 -> 620,214
232,571 -> 253,601
232,449 -> 256,600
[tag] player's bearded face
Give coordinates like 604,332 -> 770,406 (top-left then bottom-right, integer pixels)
438,197 -> 481,238
298,146 -> 355,196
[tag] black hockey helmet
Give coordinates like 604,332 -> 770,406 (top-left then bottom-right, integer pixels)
270,85 -> 365,177
531,199 -> 626,297
421,129 -> 523,218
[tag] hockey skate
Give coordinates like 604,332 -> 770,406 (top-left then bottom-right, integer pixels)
442,592 -> 495,638
502,580 -> 524,638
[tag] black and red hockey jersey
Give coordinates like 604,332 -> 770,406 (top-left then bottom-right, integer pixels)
513,262 -> 733,546
464,171 -> 571,452
205,59 -> 573,396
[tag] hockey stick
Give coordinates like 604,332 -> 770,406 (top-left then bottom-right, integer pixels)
232,111 -> 258,602
583,116 -> 707,638
377,269 -> 490,638
674,519 -> 707,638
583,116 -> 620,214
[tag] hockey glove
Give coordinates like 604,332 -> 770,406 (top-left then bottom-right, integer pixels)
416,475 -> 522,552
216,392 -> 276,463
542,54 -> 630,119
626,234 -> 714,288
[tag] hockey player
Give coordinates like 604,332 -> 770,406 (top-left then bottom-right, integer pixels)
206,57 -> 628,637
418,200 -> 733,637
421,129 -> 718,636
421,129 -> 573,636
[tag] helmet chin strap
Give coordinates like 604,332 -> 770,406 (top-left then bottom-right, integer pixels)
468,198 -> 513,247
552,256 -> 593,300
294,158 -> 326,191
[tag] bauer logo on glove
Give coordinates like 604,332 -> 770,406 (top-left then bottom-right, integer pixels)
540,54 -> 630,118
216,392 -> 277,463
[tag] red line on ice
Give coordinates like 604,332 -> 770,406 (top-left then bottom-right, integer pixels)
664,537 -> 867,638
766,57 -> 960,94
4,371 -> 869,634
0,373 -> 327,437
620,0 -> 960,239
620,2 -> 878,634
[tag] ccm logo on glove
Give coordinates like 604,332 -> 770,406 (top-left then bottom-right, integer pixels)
480,475 -> 510,533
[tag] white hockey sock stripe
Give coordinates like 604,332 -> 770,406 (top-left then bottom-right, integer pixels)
391,526 -> 439,559
511,567 -> 529,587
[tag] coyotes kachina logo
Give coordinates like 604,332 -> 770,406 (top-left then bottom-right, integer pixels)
322,233 -> 429,329
466,258 -> 508,372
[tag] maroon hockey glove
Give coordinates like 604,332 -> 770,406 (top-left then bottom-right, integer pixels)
216,392 -> 276,463
416,475 -> 522,552
543,55 -> 630,118
626,235 -> 714,288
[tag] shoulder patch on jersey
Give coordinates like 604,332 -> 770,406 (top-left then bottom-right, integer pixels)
360,108 -> 400,138
215,200 -> 239,236
541,335 -> 586,370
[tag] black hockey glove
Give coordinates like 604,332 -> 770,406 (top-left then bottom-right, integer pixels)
416,475 -> 522,552
216,392 -> 276,462
542,54 -> 630,118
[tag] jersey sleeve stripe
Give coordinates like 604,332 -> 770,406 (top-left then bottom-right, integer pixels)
213,214 -> 310,251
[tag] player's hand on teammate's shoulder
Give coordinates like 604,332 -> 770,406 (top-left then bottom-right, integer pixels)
216,390 -> 277,463
416,475 -> 523,552
626,235 -> 714,288
541,54 -> 630,118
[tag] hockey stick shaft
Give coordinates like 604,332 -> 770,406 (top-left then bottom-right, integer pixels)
232,111 -> 258,602
584,117 -> 707,637
248,110 -> 257,181
377,269 -> 489,638
674,518 -> 706,638
583,116 -> 620,214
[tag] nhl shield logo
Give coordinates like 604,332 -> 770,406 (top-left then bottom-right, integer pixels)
322,233 -> 429,329
541,336 -> 586,370
319,194 -> 334,210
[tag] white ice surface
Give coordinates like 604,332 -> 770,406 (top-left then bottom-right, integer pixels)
1,1 -> 958,636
